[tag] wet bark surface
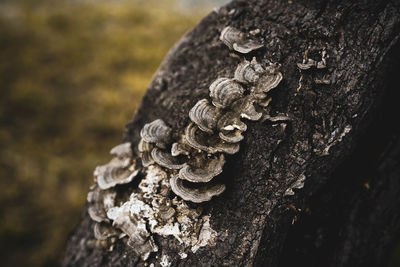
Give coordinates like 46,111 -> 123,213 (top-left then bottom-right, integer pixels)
63,0 -> 400,266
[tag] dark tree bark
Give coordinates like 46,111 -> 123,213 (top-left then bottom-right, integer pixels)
63,0 -> 400,266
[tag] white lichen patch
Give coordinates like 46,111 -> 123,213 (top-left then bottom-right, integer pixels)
191,215 -> 217,253
312,124 -> 352,156
322,125 -> 352,155
284,173 -> 306,196
105,165 -> 218,261
179,251 -> 188,259
160,254 -> 171,267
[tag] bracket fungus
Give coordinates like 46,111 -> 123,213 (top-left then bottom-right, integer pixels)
184,122 -> 218,153
220,26 -> 264,53
94,143 -> 138,190
138,139 -> 155,167
86,24 -> 286,262
87,185 -> 116,223
217,111 -> 248,132
255,65 -> 283,94
184,122 -> 240,155
178,154 -> 225,183
209,78 -> 244,108
140,119 -> 172,149
110,142 -> 132,158
151,148 -> 186,170
189,99 -> 218,134
219,129 -> 244,143
171,142 -> 190,157
233,96 -> 263,121
169,176 -> 226,203
234,58 -> 264,84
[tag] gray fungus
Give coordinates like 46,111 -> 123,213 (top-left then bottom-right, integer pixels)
189,98 -> 218,134
86,25 -> 285,261
140,119 -> 172,149
209,78 -> 244,108
220,26 -> 264,53
94,151 -> 138,190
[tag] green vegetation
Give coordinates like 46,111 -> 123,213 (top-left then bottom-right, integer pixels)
0,1 -> 205,266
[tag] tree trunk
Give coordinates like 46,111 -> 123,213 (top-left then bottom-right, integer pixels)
63,0 -> 400,266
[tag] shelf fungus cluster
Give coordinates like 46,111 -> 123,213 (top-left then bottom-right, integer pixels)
220,26 -> 264,54
86,25 -> 284,261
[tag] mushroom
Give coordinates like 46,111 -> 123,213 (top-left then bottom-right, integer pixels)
219,26 -> 263,54
184,123 -> 215,153
170,176 -> 226,203
95,158 -> 138,190
179,154 -> 225,183
209,78 -> 244,108
219,130 -> 244,143
189,99 -> 218,134
87,185 -> 112,223
217,112 -> 247,132
94,143 -> 138,190
151,148 -> 186,170
140,119 -> 172,149
138,139 -> 155,167
234,58 -> 264,84
184,123 -> 240,154
232,96 -> 263,121
110,142 -> 132,158
254,64 -> 283,95
171,142 -> 190,157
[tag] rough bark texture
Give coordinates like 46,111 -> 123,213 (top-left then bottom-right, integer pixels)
63,0 -> 400,266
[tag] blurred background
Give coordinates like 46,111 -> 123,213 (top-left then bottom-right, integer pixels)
0,0 -> 228,266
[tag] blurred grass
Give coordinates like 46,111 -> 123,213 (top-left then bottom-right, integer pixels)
0,0 -> 207,266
